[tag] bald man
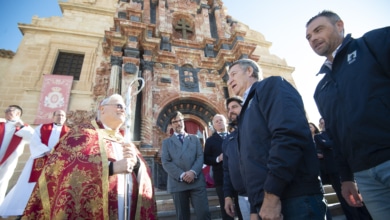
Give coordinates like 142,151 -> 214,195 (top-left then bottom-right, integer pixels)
0,110 -> 69,218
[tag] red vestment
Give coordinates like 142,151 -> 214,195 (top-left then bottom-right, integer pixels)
23,121 -> 157,219
28,123 -> 70,182
0,122 -> 23,166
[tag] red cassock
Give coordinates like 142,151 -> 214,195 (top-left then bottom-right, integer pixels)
23,121 -> 157,220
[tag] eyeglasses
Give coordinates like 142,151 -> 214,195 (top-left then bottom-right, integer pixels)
103,104 -> 125,110
171,119 -> 183,124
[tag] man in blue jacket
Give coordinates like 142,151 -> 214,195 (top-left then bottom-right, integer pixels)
227,58 -> 325,219
306,10 -> 390,219
222,96 -> 247,220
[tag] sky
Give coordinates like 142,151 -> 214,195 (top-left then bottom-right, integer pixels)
0,0 -> 389,124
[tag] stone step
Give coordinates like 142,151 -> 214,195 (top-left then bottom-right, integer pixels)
155,185 -> 344,220
156,188 -> 222,219
0,187 -> 343,220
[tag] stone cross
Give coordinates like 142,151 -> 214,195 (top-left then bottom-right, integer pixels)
175,18 -> 193,39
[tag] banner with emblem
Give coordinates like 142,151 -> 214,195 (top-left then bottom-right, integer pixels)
33,75 -> 73,124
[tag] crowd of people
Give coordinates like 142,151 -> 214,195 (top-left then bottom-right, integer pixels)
0,9 -> 388,220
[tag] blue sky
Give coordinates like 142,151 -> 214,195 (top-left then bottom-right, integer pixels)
1,0 -> 389,123
0,1 -> 61,51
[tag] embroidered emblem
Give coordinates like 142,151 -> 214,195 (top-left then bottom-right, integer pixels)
44,87 -> 65,108
347,50 -> 357,64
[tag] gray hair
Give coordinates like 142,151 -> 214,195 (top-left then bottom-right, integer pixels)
97,94 -> 123,120
229,59 -> 263,80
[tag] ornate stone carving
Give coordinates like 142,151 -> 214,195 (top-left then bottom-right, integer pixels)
124,47 -> 140,58
174,18 -> 193,39
141,60 -> 154,72
110,55 -> 123,66
66,110 -> 96,128
180,68 -> 199,92
124,63 -> 138,74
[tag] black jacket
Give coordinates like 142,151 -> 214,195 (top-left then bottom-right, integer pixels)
222,129 -> 246,197
204,132 -> 224,186
238,77 -> 323,210
314,27 -> 390,181
314,131 -> 337,174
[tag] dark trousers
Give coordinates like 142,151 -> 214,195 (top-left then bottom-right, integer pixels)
216,185 -> 232,220
172,187 -> 211,220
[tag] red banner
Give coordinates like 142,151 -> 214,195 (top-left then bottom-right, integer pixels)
33,75 -> 73,124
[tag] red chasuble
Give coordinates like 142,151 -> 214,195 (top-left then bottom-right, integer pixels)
23,121 -> 157,220
28,123 -> 70,182
0,122 -> 23,166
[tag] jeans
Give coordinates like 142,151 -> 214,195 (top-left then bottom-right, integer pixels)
238,196 -> 251,220
281,194 -> 326,220
354,160 -> 390,220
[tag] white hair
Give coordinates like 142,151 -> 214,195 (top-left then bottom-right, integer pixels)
97,94 -> 124,120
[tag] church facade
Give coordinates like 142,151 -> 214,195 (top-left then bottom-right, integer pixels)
0,0 -> 294,189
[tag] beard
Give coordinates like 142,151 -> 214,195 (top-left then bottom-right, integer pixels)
229,113 -> 238,122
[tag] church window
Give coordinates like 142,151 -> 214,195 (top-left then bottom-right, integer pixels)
52,52 -> 84,80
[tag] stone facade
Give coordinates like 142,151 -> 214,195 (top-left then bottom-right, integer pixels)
0,0 -> 294,190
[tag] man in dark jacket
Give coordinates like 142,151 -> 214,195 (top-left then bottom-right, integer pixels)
204,114 -> 232,220
223,96 -> 248,220
306,10 -> 390,219
227,58 -> 325,219
315,118 -> 372,220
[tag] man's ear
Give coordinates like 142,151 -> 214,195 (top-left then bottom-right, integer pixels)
99,106 -> 105,114
336,20 -> 344,35
246,66 -> 254,77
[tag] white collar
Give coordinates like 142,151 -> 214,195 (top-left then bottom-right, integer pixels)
242,85 -> 252,103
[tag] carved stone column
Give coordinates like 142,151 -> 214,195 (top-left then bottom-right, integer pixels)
140,61 -> 154,148
108,56 -> 123,95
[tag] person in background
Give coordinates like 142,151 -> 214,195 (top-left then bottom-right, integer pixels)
23,94 -> 156,219
161,111 -> 210,220
0,110 -> 69,218
315,118 -> 372,220
306,10 -> 390,219
223,96 -> 249,220
309,122 -> 324,177
204,114 -> 235,220
309,121 -> 333,220
227,58 -> 325,219
0,105 -> 34,205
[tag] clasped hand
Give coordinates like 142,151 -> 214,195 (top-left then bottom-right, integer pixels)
182,171 -> 195,183
113,142 -> 137,174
